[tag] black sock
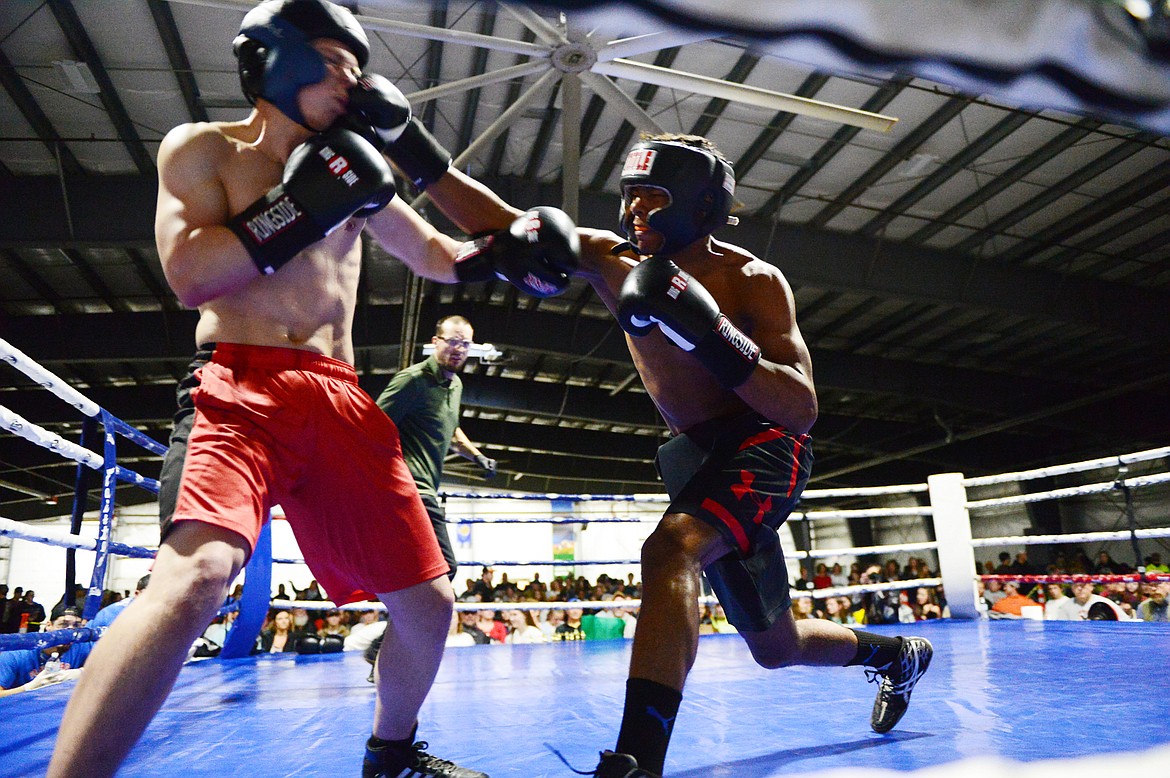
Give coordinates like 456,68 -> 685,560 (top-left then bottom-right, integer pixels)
615,677 -> 682,775
366,723 -> 417,764
845,631 -> 903,669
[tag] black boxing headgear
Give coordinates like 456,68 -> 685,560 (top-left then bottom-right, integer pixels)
619,140 -> 736,255
234,0 -> 369,128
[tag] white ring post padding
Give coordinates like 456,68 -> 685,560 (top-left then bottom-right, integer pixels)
1,338 -> 102,417
967,471 -> 1170,510
0,404 -> 104,470
962,445 -> 1170,487
929,472 -> 980,619
971,527 -> 1170,548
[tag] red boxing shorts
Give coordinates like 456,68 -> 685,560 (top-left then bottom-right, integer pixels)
158,343 -> 448,603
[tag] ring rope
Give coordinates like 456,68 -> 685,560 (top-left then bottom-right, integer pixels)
449,516 -> 658,525
0,516 -> 158,559
1,338 -> 101,417
962,445 -> 1170,487
0,626 -> 108,652
803,540 -> 939,559
966,471 -> 1170,510
971,527 -> 1170,548
980,573 -> 1170,584
0,404 -> 104,470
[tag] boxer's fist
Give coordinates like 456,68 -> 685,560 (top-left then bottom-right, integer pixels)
455,207 -> 579,298
343,73 -> 411,149
343,72 -> 452,190
228,127 -> 396,275
617,256 -> 760,388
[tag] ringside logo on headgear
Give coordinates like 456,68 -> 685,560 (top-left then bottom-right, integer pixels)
234,0 -> 370,128
619,140 -> 735,256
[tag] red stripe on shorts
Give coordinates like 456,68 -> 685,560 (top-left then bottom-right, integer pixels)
787,435 -> 807,497
702,497 -> 751,555
738,427 -> 785,451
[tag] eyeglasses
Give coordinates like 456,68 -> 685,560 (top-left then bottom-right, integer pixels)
437,336 -> 473,349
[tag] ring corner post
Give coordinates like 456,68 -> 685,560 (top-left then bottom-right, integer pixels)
929,472 -> 979,619
220,517 -> 273,659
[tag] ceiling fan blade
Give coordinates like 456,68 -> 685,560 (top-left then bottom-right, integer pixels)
578,71 -> 665,135
561,72 -> 582,221
594,58 -> 897,132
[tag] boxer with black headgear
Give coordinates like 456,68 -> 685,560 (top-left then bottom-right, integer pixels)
45,2 -> 524,776
617,138 -> 737,257
394,126 -> 935,776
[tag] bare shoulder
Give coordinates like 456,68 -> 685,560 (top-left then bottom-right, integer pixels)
718,241 -> 793,295
157,122 -> 240,188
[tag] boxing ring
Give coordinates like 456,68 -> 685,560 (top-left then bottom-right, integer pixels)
3,337 -> 1170,778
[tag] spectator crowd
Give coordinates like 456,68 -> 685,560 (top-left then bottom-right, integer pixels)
3,543 -> 1168,693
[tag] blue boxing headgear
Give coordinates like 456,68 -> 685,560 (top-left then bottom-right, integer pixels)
234,0 -> 369,128
619,140 -> 736,255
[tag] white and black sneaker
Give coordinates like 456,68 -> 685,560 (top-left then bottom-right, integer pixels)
363,738 -> 489,778
866,636 -> 933,733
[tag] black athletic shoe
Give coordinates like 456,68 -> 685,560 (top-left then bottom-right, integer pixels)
867,636 -> 933,733
362,738 -> 489,778
591,751 -> 660,778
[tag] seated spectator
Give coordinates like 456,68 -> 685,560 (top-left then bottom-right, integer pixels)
829,562 -> 849,588
1067,581 -> 1127,620
610,594 -> 638,638
812,563 -> 832,589
343,609 -> 386,652
553,605 -> 586,641
883,559 -> 901,581
823,596 -> 847,624
504,609 -> 546,644
88,574 -> 150,631
194,610 -> 237,658
317,608 -> 350,639
1043,584 -> 1076,620
454,609 -> 491,645
1136,582 -> 1170,622
994,552 -> 1012,574
1008,550 -> 1035,577
914,587 -> 944,620
257,610 -> 301,654
791,596 -> 816,621
707,603 -> 737,634
476,609 -> 507,643
1145,553 -> 1169,574
990,581 -> 1039,618
983,578 -> 1007,609
540,608 -> 566,640
0,609 -> 88,697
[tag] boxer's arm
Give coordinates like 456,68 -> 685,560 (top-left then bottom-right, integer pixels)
155,124 -> 263,308
732,269 -> 818,435
363,197 -> 461,283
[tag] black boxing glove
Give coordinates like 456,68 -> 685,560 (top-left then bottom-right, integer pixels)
320,634 -> 345,653
228,127 -> 396,276
454,206 -> 579,298
474,453 -> 497,479
344,73 -> 451,190
617,256 -> 761,389
295,634 -> 322,654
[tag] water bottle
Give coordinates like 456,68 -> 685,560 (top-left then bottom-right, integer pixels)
42,652 -> 63,676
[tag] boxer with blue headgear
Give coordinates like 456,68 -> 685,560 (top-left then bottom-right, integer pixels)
234,0 -> 369,129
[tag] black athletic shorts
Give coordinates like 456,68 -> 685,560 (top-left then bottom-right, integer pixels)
655,411 -> 813,632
